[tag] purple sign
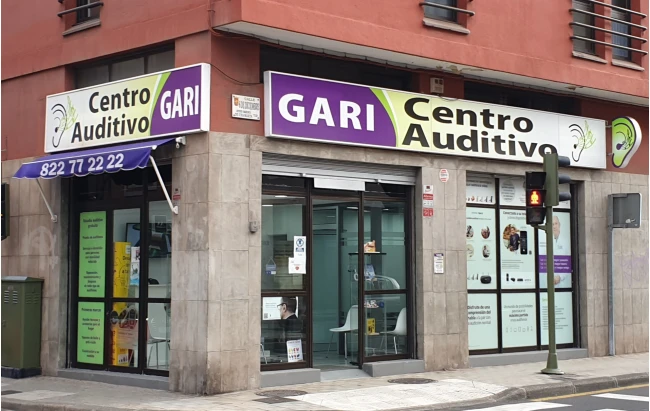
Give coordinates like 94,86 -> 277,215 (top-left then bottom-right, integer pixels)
264,71 -> 395,147
538,256 -> 572,274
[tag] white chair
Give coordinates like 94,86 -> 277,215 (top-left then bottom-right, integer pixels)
325,305 -> 358,360
146,320 -> 170,368
382,307 -> 407,354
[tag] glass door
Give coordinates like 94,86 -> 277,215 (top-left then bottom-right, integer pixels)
312,198 -> 361,370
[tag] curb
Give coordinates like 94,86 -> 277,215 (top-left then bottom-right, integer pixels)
2,373 -> 648,411
390,372 -> 649,411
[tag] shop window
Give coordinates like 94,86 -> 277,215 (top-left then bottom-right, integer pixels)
465,173 -> 576,354
75,49 -> 175,89
464,81 -> 579,116
612,0 -> 632,61
259,46 -> 413,91
74,164 -> 172,374
572,0 -> 597,55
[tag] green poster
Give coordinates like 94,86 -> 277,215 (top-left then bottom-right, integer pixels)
77,302 -> 104,364
79,211 -> 106,298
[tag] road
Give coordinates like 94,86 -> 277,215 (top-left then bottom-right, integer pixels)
448,385 -> 649,411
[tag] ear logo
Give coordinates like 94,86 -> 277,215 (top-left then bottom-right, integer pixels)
611,117 -> 642,169
570,121 -> 596,163
50,96 -> 78,148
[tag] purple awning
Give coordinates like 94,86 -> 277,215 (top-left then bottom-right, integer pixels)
13,138 -> 175,179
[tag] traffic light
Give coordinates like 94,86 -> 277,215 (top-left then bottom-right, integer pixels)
1,183 -> 9,241
543,153 -> 572,207
525,171 -> 546,225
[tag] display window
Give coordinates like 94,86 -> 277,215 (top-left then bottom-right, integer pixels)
72,166 -> 172,375
466,173 -> 578,354
260,176 -> 413,371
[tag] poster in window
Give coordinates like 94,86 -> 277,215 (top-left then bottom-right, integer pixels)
466,208 -> 497,290
540,292 -> 574,346
466,173 -> 496,205
499,176 -> 526,207
538,212 -> 572,289
501,293 -> 537,348
499,210 -> 536,289
77,302 -> 104,364
78,211 -> 106,298
286,339 -> 304,362
468,294 -> 498,350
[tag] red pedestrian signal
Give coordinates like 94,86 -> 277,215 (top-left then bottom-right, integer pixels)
529,190 -> 541,206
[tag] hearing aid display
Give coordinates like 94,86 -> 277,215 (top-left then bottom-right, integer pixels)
466,207 -> 497,290
499,209 -> 535,289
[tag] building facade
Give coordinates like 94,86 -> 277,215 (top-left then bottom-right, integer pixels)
1,0 -> 648,395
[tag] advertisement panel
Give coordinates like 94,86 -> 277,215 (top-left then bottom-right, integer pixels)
501,293 -> 537,348
540,292 -> 574,345
538,212 -> 573,289
466,207 -> 497,290
77,302 -> 104,364
264,72 -> 607,169
45,64 -> 210,153
78,211 -> 106,298
468,294 -> 498,350
499,209 -> 536,289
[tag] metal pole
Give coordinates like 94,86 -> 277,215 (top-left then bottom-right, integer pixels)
607,195 -> 615,356
542,205 -> 563,374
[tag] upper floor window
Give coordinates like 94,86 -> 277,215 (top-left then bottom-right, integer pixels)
572,0 -> 596,55
423,0 -> 457,23
75,49 -> 175,89
612,0 -> 632,61
76,0 -> 100,24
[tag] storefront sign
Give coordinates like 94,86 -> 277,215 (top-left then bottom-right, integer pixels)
540,292 -> 574,345
466,208 -> 497,290
539,212 -> 573,288
501,293 -> 537,348
79,211 -> 106,298
611,117 -> 642,169
264,72 -> 607,169
77,302 -> 105,364
45,64 -> 210,153
499,210 -> 536,289
232,94 -> 261,120
468,294 -> 498,350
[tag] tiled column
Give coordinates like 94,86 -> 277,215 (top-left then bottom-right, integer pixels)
0,159 -> 67,376
415,159 -> 469,371
170,132 -> 261,394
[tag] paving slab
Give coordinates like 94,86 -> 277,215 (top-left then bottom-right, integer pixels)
1,353 -> 647,411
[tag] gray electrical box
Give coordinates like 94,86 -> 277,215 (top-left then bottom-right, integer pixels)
608,193 -> 642,229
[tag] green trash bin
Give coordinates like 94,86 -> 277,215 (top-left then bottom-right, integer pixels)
1,276 -> 44,378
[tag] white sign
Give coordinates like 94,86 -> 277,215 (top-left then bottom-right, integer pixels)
265,72 -> 607,169
262,296 -> 282,321
439,169 -> 449,182
286,339 -> 304,362
231,94 -> 261,121
468,294 -> 498,350
434,253 -> 444,274
501,293 -> 537,348
293,236 -> 307,263
45,64 -> 210,153
288,257 -> 306,274
466,173 -> 496,205
500,209 -> 536,289
540,292 -> 574,345
539,212 -> 573,288
466,208 -> 497,290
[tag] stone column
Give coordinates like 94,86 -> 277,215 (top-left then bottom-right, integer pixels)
169,132 -> 261,394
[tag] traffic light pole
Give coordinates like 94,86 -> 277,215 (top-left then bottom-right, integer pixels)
541,205 -> 563,375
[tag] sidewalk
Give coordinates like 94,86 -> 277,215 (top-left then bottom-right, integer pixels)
1,353 -> 648,411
